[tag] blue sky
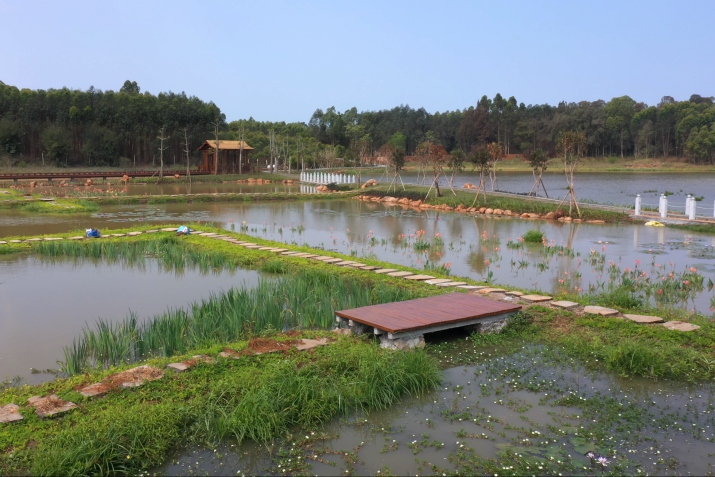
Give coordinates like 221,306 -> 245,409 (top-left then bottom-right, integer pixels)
1,0 -> 713,123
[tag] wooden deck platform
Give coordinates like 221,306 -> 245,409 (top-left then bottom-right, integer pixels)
335,293 -> 521,344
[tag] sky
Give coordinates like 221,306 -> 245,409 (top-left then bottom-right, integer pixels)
1,0 -> 714,123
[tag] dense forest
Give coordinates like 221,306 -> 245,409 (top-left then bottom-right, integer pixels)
1,79 -> 714,168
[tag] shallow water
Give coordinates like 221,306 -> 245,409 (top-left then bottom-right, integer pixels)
2,199 -> 715,314
157,341 -> 715,476
0,254 -> 262,384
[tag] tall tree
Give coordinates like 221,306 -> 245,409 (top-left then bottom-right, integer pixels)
557,131 -> 586,217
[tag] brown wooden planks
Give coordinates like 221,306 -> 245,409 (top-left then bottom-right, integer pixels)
336,293 -> 521,333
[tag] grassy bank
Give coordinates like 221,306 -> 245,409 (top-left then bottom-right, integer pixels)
0,334 -> 440,476
361,185 -> 630,222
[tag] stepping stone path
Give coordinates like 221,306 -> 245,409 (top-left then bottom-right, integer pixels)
27,395 -> 77,418
623,313 -> 664,324
167,355 -> 215,372
521,294 -> 553,303
403,274 -> 435,280
374,268 -> 398,274
584,305 -> 619,316
0,404 -> 23,423
662,321 -> 700,331
551,300 -> 580,310
423,278 -> 453,285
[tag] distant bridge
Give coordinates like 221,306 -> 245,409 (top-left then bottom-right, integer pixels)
0,170 -> 211,184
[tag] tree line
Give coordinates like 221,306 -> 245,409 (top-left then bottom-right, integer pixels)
0,80 -> 224,167
1,79 -> 714,168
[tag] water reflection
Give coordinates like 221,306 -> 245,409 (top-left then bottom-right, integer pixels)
0,254 -> 261,384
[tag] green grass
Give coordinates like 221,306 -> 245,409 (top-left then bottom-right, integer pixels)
522,229 -> 544,243
0,335 -> 440,476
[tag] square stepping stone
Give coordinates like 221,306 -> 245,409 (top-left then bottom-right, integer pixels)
294,338 -> 329,351
111,233 -> 126,237
360,266 -> 380,270
374,268 -> 398,274
258,247 -> 275,250
662,321 -> 700,331
335,261 -> 357,266
323,258 -> 345,263
27,395 -> 78,418
8,240 -> 22,243
347,263 -> 366,267
584,305 -> 619,316
623,313 -> 664,324
68,236 -> 85,240
25,238 -> 41,242
0,404 -> 23,423
505,291 -> 524,297
78,382 -> 111,398
0,241 -> 7,245
189,231 -> 204,235
270,248 -> 288,252
423,278 -> 453,284
478,287 -> 506,293
437,281 -> 468,287
167,355 -> 215,372
145,230 -> 159,233
160,227 -> 178,232
456,285 -> 485,290
294,253 -> 315,258
521,294 -> 553,303
245,245 -> 264,249
281,251 -> 299,255
403,274 -> 435,280
127,231 -> 143,236
242,243 -> 258,247
200,232 -> 217,236
388,271 -> 415,277
43,237 -> 63,241
551,300 -> 580,310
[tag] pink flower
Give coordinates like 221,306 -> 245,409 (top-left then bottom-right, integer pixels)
689,267 -> 697,273
484,259 -> 490,266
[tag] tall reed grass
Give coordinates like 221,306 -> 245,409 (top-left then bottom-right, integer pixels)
60,269 -> 422,374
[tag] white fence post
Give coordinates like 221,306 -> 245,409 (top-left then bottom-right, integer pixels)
688,197 -> 696,220
659,194 -> 667,219
635,194 -> 641,216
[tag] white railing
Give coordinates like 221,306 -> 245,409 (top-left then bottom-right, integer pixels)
300,171 -> 357,185
635,194 -> 715,220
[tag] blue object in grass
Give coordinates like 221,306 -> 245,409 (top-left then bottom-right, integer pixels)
176,225 -> 190,235
85,228 -> 101,238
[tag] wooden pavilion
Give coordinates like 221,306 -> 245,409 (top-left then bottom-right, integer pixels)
197,140 -> 254,174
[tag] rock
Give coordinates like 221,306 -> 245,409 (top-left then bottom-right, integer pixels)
0,404 -> 23,423
493,208 -> 503,215
584,305 -> 619,316
543,211 -> 556,219
294,338 -> 329,351
332,328 -> 353,336
423,278 -> 454,285
382,196 -> 398,202
551,300 -> 580,310
662,321 -> 700,332
485,208 -> 494,214
587,219 -> 606,224
505,291 -> 524,297
379,334 -> 425,350
174,174 -> 180,179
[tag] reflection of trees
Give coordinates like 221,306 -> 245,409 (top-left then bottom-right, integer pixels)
468,250 -> 487,274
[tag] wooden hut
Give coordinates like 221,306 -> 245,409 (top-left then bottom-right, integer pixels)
197,140 -> 254,174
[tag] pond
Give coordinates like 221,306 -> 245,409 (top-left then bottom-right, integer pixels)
362,170 -> 715,209
0,253 -> 262,385
157,339 -> 715,476
2,199 -> 714,314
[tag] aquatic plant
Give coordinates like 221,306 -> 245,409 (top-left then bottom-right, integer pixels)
522,230 -> 544,243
